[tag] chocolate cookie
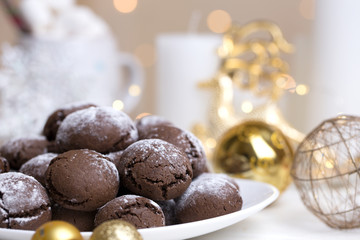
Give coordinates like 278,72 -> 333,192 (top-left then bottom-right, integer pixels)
0,137 -> 49,170
0,172 -> 51,230
52,204 -> 96,231
196,172 -> 239,190
43,102 -> 97,141
175,174 -> 242,223
106,150 -> 124,173
135,115 -> 173,139
56,106 -> 138,153
156,199 -> 176,226
20,153 -> 58,186
45,149 -> 119,211
120,139 -> 193,201
0,157 -> 10,173
139,125 -> 208,178
94,195 -> 165,229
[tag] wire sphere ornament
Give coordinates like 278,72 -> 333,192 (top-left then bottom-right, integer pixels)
291,115 -> 360,229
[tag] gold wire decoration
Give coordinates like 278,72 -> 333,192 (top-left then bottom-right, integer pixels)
291,115 -> 360,229
194,20 -> 305,158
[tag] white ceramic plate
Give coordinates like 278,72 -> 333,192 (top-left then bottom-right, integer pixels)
0,179 -> 278,240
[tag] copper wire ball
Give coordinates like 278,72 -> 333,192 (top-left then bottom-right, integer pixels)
291,115 -> 360,229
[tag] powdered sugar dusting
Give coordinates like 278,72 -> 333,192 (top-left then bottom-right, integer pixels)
82,149 -> 119,180
56,106 -> 137,143
127,139 -> 184,165
176,176 -> 240,211
20,153 -> 58,178
0,172 -> 49,214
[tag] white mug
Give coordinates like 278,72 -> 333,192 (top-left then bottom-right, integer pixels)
0,33 -> 143,140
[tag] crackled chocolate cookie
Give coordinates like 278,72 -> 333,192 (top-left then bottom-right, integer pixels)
0,137 -> 49,170
175,174 -> 242,223
0,156 -> 10,173
139,125 -> 208,178
135,115 -> 173,139
120,139 -> 193,201
45,149 -> 119,211
94,195 -> 165,229
0,172 -> 51,230
43,102 -> 97,141
56,106 -> 138,153
52,204 -> 96,231
20,153 -> 58,186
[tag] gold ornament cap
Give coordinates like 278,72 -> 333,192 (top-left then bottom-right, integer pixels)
213,120 -> 293,192
90,220 -> 143,240
31,220 -> 83,240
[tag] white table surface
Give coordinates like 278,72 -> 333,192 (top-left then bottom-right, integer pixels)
191,183 -> 360,240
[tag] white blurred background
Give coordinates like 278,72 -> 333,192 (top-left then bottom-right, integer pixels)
0,0 -> 359,137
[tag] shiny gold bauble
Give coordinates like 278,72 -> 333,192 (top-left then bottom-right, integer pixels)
213,120 -> 294,192
90,220 -> 143,240
31,221 -> 83,240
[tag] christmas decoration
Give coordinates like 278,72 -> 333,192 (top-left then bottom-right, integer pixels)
31,220 -> 83,240
213,120 -> 293,192
193,20 -> 305,158
291,115 -> 360,229
90,220 -> 143,240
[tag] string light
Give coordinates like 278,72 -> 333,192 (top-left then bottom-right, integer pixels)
128,84 -> 141,97
113,0 -> 138,13
112,100 -> 124,111
207,10 -> 232,33
135,112 -> 151,120
296,84 -> 309,95
241,101 -> 253,113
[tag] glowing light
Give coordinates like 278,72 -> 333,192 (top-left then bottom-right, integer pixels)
325,160 -> 334,169
241,101 -> 253,113
128,84 -> 141,96
218,106 -> 229,119
112,100 -> 124,111
134,43 -> 155,68
205,138 -> 217,149
207,10 -> 232,33
113,0 -> 137,13
296,84 -> 309,95
135,112 -> 151,120
299,0 -> 315,20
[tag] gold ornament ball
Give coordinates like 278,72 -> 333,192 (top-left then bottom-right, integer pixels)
90,220 -> 143,240
31,220 -> 83,240
213,120 -> 294,192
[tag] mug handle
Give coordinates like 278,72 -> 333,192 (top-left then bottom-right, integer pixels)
117,52 -> 144,112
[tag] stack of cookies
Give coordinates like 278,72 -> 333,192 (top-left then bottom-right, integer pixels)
0,103 -> 243,231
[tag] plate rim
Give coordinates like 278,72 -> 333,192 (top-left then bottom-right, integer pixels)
0,179 -> 279,240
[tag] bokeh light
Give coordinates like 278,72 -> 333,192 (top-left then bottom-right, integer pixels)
128,84 -> 141,96
241,100 -> 254,113
113,0 -> 138,13
136,112 -> 151,120
112,100 -> 124,111
134,43 -> 156,68
207,10 -> 232,33
205,138 -> 217,149
296,84 -> 309,95
299,0 -> 315,20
